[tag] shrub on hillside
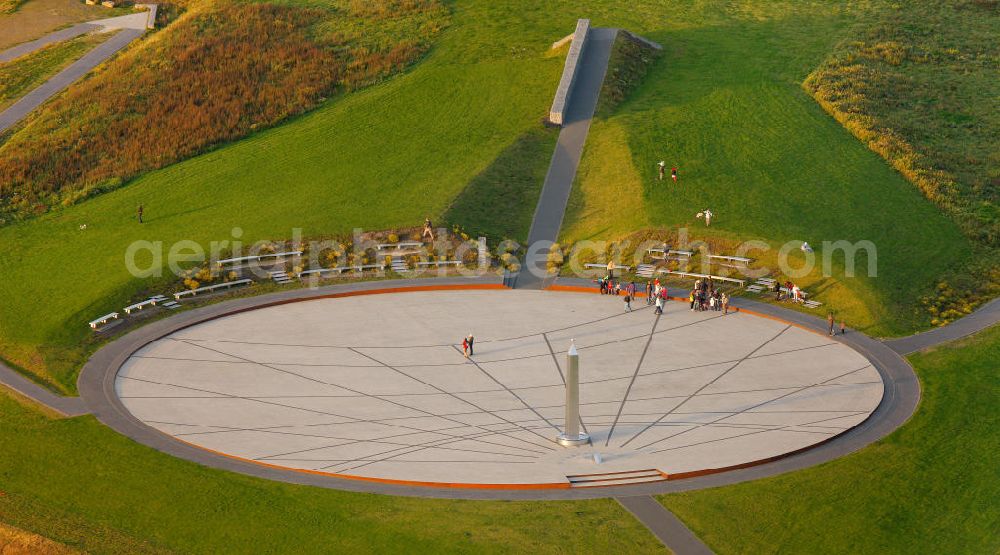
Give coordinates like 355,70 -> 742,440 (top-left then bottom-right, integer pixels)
802,0 -> 999,247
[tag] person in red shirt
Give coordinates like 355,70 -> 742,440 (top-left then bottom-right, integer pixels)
462,337 -> 470,358
671,167 -> 678,182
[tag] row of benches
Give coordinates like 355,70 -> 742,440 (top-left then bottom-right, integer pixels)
91,254 -> 471,329
90,294 -> 178,330
646,248 -> 752,268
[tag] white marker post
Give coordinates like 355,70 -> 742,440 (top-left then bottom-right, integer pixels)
557,340 -> 590,447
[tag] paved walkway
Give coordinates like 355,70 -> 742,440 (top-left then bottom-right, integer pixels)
617,496 -> 713,555
0,360 -> 88,416
885,297 -> 1000,355
519,27 -> 617,289
0,11 -> 148,62
0,22 -> 100,63
0,11 -> 147,134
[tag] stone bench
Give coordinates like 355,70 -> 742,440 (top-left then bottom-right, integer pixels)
123,295 -> 167,315
217,251 -> 301,268
174,279 -> 252,300
657,269 -> 746,287
585,263 -> 632,271
650,249 -> 693,260
298,264 -> 385,278
89,312 -> 119,329
89,312 -> 118,330
709,254 -> 752,268
299,267 -> 347,278
416,260 -> 462,267
376,242 -> 423,250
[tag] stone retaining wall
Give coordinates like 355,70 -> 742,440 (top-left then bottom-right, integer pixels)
548,18 -> 590,126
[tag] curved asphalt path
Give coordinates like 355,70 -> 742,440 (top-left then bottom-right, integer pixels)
885,296 -> 1000,355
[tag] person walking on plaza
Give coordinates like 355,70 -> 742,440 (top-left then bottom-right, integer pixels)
722,291 -> 730,314
689,289 -> 696,311
137,204 -> 144,224
626,281 -> 636,299
646,280 -> 653,305
462,336 -> 470,358
827,313 -> 836,336
466,333 -> 475,356
654,293 -> 664,315
658,161 -> 666,181
422,218 -> 435,241
624,293 -> 632,313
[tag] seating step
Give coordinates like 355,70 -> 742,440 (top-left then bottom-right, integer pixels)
269,271 -> 292,285
162,301 -> 181,309
566,469 -> 667,488
390,256 -> 409,272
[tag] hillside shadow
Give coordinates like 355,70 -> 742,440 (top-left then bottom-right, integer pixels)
442,126 -> 558,243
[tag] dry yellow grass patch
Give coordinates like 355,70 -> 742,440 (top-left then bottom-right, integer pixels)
0,522 -> 78,555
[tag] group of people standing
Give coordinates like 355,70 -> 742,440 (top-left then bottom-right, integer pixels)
688,278 -> 729,313
597,276 -> 730,316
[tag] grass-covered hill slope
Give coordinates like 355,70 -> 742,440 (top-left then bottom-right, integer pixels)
805,0 -> 999,247
0,0 -> 448,220
562,0 -> 991,334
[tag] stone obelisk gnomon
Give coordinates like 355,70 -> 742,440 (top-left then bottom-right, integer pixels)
557,340 -> 590,446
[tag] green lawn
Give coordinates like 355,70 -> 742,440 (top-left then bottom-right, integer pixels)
659,324 -> 1000,554
0,32 -> 105,112
0,391 -> 660,553
562,0 -> 975,336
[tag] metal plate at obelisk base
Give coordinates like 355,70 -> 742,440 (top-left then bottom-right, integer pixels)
557,341 -> 590,447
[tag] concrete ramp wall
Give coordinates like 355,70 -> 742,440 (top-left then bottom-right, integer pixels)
547,18 -> 590,126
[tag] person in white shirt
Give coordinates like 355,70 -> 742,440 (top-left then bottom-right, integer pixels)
703,209 -> 713,226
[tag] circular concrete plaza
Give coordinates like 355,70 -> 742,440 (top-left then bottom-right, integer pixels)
115,289 -> 883,488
